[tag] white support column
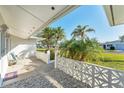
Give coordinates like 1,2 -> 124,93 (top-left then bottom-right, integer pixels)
47,50 -> 50,64
55,46 -> 58,68
0,24 -> 8,57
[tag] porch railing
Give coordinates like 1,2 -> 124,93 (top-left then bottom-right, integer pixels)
57,57 -> 124,88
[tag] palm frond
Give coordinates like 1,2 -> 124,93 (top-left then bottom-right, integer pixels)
82,25 -> 89,30
86,28 -> 95,32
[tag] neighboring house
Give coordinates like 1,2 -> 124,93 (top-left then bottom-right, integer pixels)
102,40 -> 124,50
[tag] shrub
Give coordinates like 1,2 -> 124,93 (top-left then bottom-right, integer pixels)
110,46 -> 115,50
36,48 -> 48,53
59,38 -> 104,62
50,49 -> 55,60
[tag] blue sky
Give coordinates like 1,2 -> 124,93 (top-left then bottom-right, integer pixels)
50,5 -> 124,43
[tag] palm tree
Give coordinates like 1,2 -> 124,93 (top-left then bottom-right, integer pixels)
71,25 -> 95,40
119,35 -> 124,42
60,38 -> 103,61
40,27 -> 54,49
53,27 -> 65,45
36,27 -> 65,49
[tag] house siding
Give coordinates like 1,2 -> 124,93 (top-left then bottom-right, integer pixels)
103,41 -> 124,50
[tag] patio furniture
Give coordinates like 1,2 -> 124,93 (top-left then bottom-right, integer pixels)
8,53 -> 17,66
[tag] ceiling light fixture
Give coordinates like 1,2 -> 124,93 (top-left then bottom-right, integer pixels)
51,6 -> 55,10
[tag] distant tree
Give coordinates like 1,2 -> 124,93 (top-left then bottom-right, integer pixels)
53,27 -> 65,46
39,27 -> 54,49
71,25 -> 95,40
36,27 -> 65,49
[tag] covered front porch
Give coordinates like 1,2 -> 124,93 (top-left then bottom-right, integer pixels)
0,5 -> 78,87
2,57 -> 90,88
1,5 -> 124,88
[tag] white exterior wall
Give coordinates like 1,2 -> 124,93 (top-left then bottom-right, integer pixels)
0,34 -> 36,87
10,35 -> 36,50
9,35 -> 37,58
114,43 -> 124,50
36,51 -> 50,64
104,42 -> 124,50
0,13 -> 4,25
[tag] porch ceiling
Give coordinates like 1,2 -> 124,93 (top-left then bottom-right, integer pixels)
104,5 -> 124,26
0,5 -> 78,39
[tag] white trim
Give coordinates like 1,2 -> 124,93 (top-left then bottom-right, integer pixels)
29,5 -> 79,38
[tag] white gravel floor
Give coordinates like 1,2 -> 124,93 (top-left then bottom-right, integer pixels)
2,58 -> 90,88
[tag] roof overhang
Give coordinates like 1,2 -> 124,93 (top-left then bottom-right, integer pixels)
104,5 -> 124,26
0,5 -> 79,39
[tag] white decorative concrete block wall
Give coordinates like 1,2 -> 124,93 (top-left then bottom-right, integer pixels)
57,57 -> 124,88
36,51 -> 50,64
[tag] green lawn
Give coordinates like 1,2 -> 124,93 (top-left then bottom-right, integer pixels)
37,48 -> 124,71
37,48 -> 48,51
88,52 -> 124,71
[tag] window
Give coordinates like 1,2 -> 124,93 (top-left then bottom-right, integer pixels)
0,31 -> 6,57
